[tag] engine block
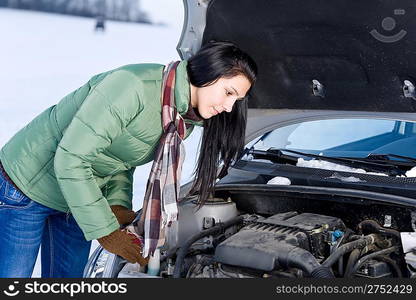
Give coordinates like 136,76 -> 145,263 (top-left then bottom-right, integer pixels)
214,211 -> 346,271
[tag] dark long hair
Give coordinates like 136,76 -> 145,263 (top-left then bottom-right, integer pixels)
186,40 -> 258,206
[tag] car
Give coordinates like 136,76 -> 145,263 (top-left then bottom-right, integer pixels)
83,0 -> 416,278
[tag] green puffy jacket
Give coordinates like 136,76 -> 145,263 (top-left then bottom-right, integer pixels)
0,60 -> 202,241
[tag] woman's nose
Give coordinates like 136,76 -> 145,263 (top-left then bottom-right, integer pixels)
222,97 -> 237,112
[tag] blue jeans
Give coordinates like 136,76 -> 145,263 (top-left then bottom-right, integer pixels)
0,171 -> 91,278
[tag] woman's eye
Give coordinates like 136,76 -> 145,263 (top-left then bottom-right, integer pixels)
225,90 -> 232,96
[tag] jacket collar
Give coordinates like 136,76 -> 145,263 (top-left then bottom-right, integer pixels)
174,60 -> 204,127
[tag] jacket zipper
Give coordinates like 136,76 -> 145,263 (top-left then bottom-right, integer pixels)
66,209 -> 71,223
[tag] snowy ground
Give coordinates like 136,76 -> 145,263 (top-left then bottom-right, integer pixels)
0,5 -> 201,277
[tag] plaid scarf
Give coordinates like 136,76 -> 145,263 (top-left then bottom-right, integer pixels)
139,61 -> 187,258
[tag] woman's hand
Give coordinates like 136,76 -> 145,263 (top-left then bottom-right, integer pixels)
97,229 -> 149,265
110,205 -> 136,225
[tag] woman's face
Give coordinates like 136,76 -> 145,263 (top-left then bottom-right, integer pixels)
190,74 -> 252,119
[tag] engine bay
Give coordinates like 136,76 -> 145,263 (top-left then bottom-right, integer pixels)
116,192 -> 416,278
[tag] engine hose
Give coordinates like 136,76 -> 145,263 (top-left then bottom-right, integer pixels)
173,215 -> 245,278
310,266 -> 335,278
322,234 -> 377,268
337,257 -> 344,276
358,220 -> 401,241
375,255 -> 403,278
340,228 -> 355,243
279,246 -> 334,278
344,246 -> 399,277
344,248 -> 362,277
334,229 -> 354,276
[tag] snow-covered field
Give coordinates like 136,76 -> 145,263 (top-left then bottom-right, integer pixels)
0,4 -> 202,277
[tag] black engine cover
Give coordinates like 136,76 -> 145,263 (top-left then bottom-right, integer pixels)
214,212 -> 345,271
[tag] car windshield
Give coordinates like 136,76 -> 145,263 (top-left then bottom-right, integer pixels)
247,118 -> 416,159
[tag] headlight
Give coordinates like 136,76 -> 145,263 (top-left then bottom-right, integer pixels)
83,246 -> 124,278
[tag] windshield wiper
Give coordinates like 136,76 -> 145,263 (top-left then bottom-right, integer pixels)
364,153 -> 416,164
247,148 -> 407,176
338,153 -> 416,170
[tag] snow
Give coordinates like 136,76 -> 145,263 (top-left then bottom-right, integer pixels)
267,176 -> 291,185
296,158 -> 388,176
406,167 -> 416,177
297,157 -> 416,178
328,173 -> 365,183
0,4 -> 195,278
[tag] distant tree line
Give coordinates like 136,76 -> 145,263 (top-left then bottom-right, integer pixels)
0,0 -> 151,23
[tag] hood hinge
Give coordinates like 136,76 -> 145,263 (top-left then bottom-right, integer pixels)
312,79 -> 325,98
403,80 -> 416,100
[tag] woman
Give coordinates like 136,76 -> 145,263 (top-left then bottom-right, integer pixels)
0,40 -> 257,278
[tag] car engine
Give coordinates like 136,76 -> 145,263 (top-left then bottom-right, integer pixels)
214,212 -> 345,274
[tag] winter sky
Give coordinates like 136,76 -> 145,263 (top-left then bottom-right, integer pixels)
141,0 -> 184,30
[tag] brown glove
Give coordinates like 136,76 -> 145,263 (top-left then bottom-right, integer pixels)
97,229 -> 149,266
110,205 -> 136,225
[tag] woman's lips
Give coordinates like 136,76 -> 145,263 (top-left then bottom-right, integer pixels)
212,107 -> 221,115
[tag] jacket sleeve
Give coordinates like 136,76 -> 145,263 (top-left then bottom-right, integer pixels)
54,70 -> 141,241
103,167 -> 135,210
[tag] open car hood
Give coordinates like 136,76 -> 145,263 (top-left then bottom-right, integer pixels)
177,0 -> 416,112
